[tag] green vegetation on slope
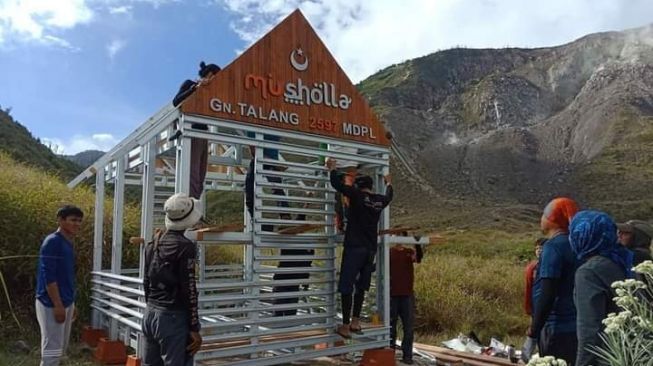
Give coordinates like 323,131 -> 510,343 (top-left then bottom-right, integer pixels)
0,153 -> 141,334
0,107 -> 81,178
358,62 -> 414,97
572,109 -> 653,220
414,229 -> 535,343
65,150 -> 105,169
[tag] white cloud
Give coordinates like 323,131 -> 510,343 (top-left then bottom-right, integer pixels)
0,0 -> 93,48
137,0 -> 179,9
109,5 -> 132,15
218,0 -> 653,82
42,34 -> 80,51
0,0 -> 178,48
92,133 -> 116,142
107,38 -> 126,60
43,133 -> 119,154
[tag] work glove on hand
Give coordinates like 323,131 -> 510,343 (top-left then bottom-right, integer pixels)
521,336 -> 537,363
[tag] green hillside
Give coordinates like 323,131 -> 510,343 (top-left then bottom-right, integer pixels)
0,106 -> 81,178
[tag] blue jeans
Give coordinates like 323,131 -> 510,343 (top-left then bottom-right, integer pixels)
142,307 -> 193,366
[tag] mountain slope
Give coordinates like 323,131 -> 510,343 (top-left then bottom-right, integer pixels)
65,150 -> 105,169
360,25 -> 653,224
0,107 -> 81,178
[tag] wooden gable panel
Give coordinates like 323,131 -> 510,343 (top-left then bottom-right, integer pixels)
181,10 -> 389,146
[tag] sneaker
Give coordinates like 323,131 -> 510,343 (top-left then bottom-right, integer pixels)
401,358 -> 414,365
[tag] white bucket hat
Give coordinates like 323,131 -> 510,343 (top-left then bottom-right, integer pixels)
164,193 -> 202,231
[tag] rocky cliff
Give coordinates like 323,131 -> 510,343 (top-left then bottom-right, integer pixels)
359,25 -> 653,226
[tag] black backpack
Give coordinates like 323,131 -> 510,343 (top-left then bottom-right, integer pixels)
147,231 -> 180,295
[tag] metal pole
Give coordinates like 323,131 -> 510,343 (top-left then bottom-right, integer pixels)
324,157 -> 336,345
112,157 -> 126,274
249,133 -> 263,352
92,166 -> 105,328
381,154 -> 391,328
175,115 -> 192,195
93,167 -> 105,271
110,156 -> 126,339
199,189 -> 206,283
137,140 -> 156,357
140,141 -> 156,274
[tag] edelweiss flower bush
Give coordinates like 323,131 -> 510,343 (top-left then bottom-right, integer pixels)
593,260 -> 653,365
526,355 -> 567,366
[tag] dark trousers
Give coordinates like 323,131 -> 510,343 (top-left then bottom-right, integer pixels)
142,307 -> 193,366
189,138 -> 208,200
272,270 -> 310,317
272,285 -> 301,316
390,295 -> 415,361
539,326 -> 577,366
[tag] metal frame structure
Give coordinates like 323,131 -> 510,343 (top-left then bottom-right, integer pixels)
70,103 -> 428,365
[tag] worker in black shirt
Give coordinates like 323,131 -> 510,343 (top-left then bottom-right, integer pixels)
142,193 -> 202,366
326,158 -> 393,338
172,61 -> 221,107
172,61 -> 221,200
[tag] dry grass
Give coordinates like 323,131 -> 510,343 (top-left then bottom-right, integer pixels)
412,228 -> 537,345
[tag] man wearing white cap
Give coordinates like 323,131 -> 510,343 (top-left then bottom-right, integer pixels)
142,193 -> 203,366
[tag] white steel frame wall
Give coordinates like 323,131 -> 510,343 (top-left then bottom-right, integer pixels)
85,109 -> 395,365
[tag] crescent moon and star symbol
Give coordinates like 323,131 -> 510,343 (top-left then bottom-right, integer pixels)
290,47 -> 308,71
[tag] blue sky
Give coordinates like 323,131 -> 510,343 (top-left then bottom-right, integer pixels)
1,0 -> 652,154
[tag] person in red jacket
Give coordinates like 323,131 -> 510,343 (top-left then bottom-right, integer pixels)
524,238 -> 546,316
389,243 -> 424,365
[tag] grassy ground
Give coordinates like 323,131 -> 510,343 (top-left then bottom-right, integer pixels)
413,228 -> 535,344
0,321 -> 94,365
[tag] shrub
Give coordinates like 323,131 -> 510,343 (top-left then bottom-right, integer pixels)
0,153 -> 140,330
414,252 -> 529,342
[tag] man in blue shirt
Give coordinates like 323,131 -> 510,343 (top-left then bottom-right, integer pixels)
522,197 -> 579,365
35,205 -> 83,366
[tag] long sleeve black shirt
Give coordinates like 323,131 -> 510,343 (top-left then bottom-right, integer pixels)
329,170 -> 393,250
574,256 -> 624,366
143,230 -> 200,332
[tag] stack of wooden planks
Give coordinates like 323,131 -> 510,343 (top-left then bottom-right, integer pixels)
414,343 -> 519,366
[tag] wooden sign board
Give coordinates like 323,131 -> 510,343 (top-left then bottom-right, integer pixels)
181,10 -> 390,146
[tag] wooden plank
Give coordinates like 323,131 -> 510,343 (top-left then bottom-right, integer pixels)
428,352 -> 465,365
201,329 -> 328,351
128,237 -> 145,245
378,227 -> 420,235
426,234 -> 445,243
276,224 -> 324,234
414,343 -> 516,366
196,223 -> 245,240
